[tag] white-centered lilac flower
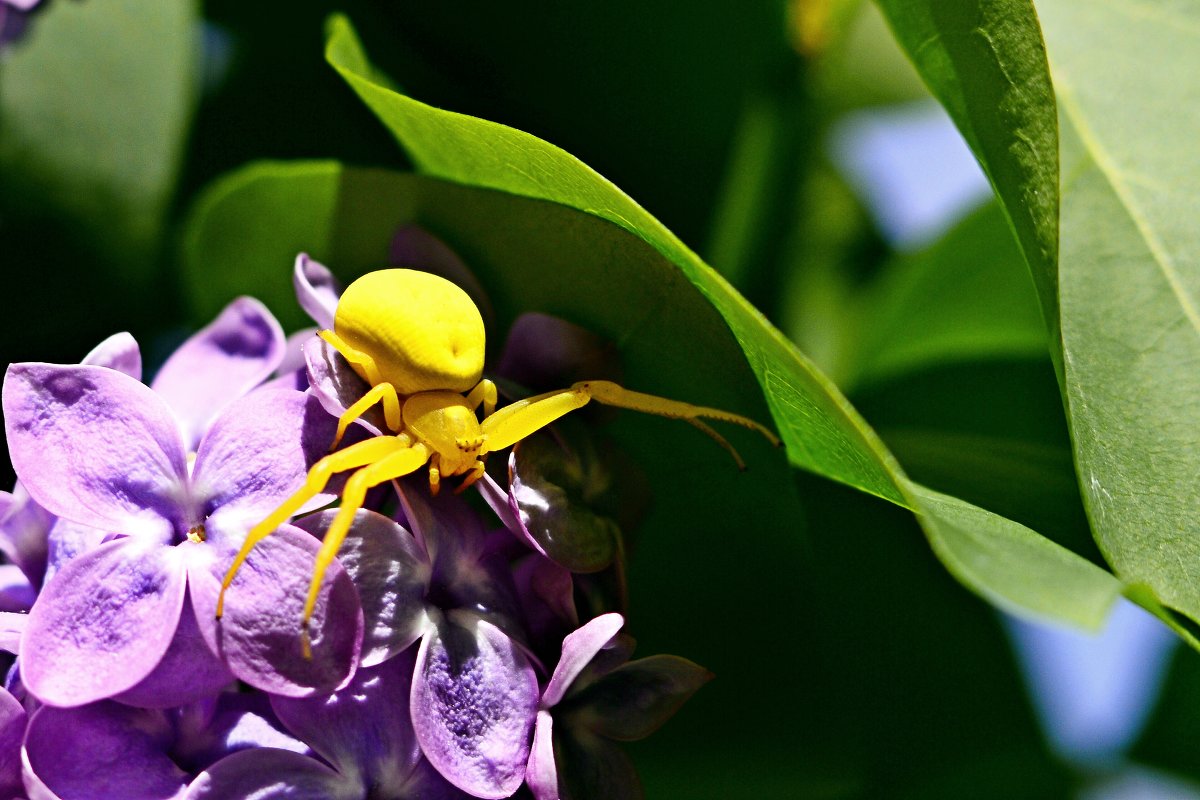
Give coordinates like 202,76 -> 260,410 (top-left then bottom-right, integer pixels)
526,614 -> 712,800
1,299 -> 364,708
187,647 -> 468,800
296,486 -> 541,799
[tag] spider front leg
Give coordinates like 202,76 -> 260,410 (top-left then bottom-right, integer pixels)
216,434 -> 411,618
479,380 -> 779,468
464,378 -> 498,417
318,330 -> 403,447
299,440 -> 432,658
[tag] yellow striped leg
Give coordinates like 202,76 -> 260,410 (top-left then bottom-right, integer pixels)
216,435 -> 409,618
300,441 -> 431,658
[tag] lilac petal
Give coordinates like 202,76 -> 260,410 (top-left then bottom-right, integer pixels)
526,710 -> 559,800
185,748 -> 356,800
475,473 -> 530,547
508,430 -> 622,573
114,590 -> 234,708
275,328 -> 319,384
3,363 -> 186,540
273,646 -> 422,791
81,332 -> 142,380
189,524 -> 362,697
294,510 -> 431,666
23,703 -> 188,800
293,254 -> 342,331
192,388 -> 337,529
173,693 -> 309,773
0,613 -> 27,654
43,518 -> 107,586
0,689 -> 22,797
0,566 -> 34,612
543,614 -> 624,709
21,537 -> 187,707
412,610 -> 538,799
569,655 -> 713,742
0,483 -> 50,588
389,225 -> 493,328
495,312 -> 621,393
151,297 -> 286,451
305,337 -> 385,436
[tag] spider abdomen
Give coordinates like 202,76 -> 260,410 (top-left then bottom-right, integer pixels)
334,269 -> 485,395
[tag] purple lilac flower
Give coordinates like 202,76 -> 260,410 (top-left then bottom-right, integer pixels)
527,614 -> 712,800
22,690 -> 309,798
188,647 -> 468,799
1,299 -> 363,708
296,486 -> 542,799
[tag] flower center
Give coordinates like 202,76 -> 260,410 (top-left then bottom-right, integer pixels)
187,523 -> 207,543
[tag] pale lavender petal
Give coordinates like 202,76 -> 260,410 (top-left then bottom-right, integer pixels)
151,297 -> 286,451
304,337 -> 384,436
476,473 -> 541,554
389,226 -> 493,328
495,313 -> 620,392
3,363 -> 186,539
294,509 -> 431,666
21,538 -> 187,707
185,748 -> 356,800
570,655 -> 713,742
0,613 -> 26,654
273,646 -> 422,790
0,566 -> 33,612
526,710 -> 558,800
189,525 -> 362,697
0,483 -> 50,588
23,703 -> 188,800
293,254 -> 342,331
114,590 -> 234,708
81,332 -> 142,380
543,614 -> 624,709
43,518 -> 107,586
192,389 -> 337,531
412,610 -> 538,799
0,687 -> 25,797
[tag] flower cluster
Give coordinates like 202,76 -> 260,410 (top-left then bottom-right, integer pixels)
0,235 -> 709,798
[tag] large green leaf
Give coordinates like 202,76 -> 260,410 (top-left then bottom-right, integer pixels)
1035,0 -> 1200,626
0,0 -> 198,280
315,14 -> 1127,633
873,0 -> 1060,364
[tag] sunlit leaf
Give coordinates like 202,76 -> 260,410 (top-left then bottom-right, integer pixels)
1037,0 -> 1200,628
0,0 -> 199,280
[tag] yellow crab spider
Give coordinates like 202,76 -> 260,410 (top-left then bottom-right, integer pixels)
216,268 -> 780,658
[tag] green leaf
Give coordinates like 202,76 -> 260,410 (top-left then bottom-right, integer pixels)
913,485 -> 1120,629
0,0 -> 199,280
873,0 -> 1059,364
1035,0 -> 1200,627
846,202 -> 1048,389
325,13 -> 906,506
